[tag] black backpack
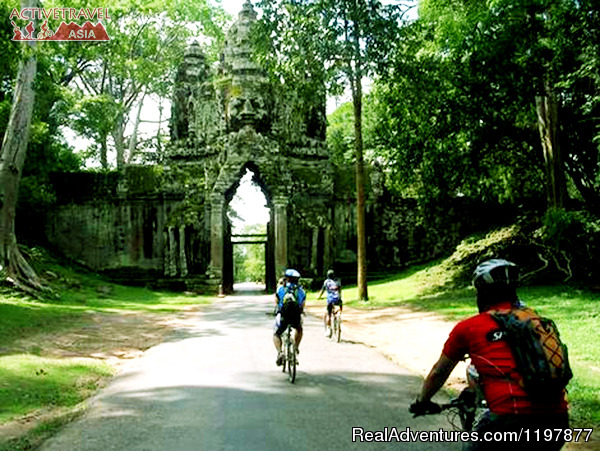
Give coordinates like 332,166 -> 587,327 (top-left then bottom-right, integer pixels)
490,307 -> 573,398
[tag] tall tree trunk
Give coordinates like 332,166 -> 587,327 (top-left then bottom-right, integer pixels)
113,112 -> 125,168
100,136 -> 108,169
536,85 -> 566,210
344,0 -> 368,301
156,97 -> 163,158
353,74 -> 368,301
0,25 -> 44,295
127,90 -> 146,164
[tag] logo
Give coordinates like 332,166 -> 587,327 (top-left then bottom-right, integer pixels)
10,8 -> 110,41
487,329 -> 506,342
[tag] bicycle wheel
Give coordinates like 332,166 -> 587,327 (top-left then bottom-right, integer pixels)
281,331 -> 287,373
287,330 -> 296,383
334,313 -> 342,342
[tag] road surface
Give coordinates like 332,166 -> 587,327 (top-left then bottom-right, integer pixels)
40,286 -> 460,451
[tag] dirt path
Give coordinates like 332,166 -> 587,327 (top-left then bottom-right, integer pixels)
305,303 -> 468,389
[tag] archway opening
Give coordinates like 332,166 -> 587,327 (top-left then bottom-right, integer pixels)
226,168 -> 272,292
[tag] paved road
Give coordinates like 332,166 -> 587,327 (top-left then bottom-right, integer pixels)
40,287 -> 460,451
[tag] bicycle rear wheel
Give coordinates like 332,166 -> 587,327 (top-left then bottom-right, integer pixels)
281,332 -> 287,372
286,331 -> 296,383
334,313 -> 342,342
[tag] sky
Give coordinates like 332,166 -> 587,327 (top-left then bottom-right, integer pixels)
220,0 -> 247,18
228,169 -> 270,230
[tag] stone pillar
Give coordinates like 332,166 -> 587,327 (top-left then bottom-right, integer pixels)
166,226 -> 177,277
179,225 -> 188,277
273,195 -> 288,279
310,227 -> 319,272
208,194 -> 224,283
324,225 -> 333,273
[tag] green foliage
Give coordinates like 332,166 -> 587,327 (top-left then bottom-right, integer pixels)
326,95 -> 381,165
374,0 -> 599,211
233,224 -> 267,283
70,94 -> 119,143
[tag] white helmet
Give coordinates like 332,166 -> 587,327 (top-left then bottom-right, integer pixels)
472,259 -> 518,290
285,268 -> 301,278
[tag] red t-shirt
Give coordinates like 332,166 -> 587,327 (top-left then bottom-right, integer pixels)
442,301 -> 568,415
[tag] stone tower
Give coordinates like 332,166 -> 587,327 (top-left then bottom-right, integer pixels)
168,0 -> 334,292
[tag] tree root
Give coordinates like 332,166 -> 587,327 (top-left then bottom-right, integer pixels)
1,242 -> 51,298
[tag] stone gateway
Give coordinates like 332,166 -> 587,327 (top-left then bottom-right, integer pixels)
44,1 -> 493,292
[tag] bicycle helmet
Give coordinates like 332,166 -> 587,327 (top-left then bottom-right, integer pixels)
285,269 -> 301,278
472,259 -> 518,290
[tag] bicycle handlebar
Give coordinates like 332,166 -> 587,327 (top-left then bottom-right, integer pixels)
411,397 -> 472,418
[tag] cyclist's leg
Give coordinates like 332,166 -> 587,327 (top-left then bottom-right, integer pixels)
273,314 -> 286,365
324,302 -> 333,335
294,316 -> 303,349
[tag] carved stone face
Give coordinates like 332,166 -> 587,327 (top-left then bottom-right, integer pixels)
229,93 -> 266,129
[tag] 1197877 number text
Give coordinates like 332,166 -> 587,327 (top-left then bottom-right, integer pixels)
523,428 -> 593,442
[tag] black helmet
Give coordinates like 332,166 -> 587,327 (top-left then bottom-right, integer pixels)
472,259 -> 518,290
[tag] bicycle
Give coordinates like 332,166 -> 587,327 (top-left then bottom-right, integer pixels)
281,324 -> 297,383
330,304 -> 342,342
412,388 -> 486,432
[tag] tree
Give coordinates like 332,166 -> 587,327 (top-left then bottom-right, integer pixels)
70,94 -> 120,169
0,0 -> 45,294
61,0 -> 228,167
416,0 -> 599,212
257,0 -> 404,301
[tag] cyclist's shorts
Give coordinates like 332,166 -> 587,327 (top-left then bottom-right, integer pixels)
327,299 -> 343,314
274,313 -> 302,336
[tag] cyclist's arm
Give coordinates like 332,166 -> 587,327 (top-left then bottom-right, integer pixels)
417,353 -> 459,403
317,286 -> 325,299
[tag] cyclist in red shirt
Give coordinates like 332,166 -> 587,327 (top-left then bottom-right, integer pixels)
410,259 -> 569,450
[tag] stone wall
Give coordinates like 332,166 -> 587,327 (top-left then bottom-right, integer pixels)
46,200 -> 167,275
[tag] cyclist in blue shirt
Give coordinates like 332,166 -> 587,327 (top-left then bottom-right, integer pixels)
317,269 -> 342,337
273,269 -> 306,366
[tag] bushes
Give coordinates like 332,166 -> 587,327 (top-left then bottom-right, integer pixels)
422,207 -> 600,291
534,208 -> 600,283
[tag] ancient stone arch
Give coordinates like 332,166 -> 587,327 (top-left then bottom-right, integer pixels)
43,0 -> 484,292
167,0 -> 334,292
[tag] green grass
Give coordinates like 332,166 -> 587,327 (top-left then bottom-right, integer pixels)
0,355 -> 114,423
337,262 -> 600,429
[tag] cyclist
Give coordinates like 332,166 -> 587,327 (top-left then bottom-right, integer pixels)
317,269 -> 342,336
273,269 -> 305,366
409,259 -> 569,451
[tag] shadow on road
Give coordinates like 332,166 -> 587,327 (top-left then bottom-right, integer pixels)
41,372 -> 461,451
